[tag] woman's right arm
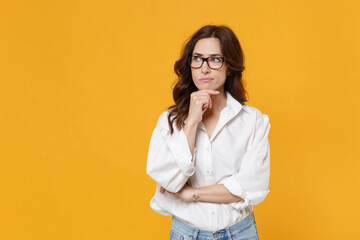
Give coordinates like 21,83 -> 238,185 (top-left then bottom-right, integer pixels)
182,120 -> 198,154
183,89 -> 220,153
147,90 -> 219,193
146,111 -> 196,193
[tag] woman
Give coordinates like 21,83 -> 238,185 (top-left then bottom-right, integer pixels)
146,25 -> 271,240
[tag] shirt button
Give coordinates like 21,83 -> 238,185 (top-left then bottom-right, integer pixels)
211,211 -> 215,215
206,147 -> 210,151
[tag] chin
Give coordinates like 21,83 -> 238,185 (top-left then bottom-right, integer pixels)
195,83 -> 213,90
197,86 -> 214,91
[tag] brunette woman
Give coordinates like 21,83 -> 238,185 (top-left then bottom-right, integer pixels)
147,25 -> 270,240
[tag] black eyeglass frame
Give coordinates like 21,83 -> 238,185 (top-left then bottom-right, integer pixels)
188,56 -> 226,70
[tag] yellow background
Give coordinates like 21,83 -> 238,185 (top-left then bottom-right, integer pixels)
1,0 -> 359,239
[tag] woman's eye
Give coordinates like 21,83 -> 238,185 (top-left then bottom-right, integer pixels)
210,57 -> 221,62
194,56 -> 202,61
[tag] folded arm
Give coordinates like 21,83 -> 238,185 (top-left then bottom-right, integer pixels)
161,183 -> 245,203
162,112 -> 271,209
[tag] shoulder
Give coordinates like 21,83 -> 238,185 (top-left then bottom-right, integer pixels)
241,104 -> 270,126
240,104 -> 271,141
154,108 -> 174,131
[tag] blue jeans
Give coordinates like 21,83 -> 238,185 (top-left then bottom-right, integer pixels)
169,212 -> 259,240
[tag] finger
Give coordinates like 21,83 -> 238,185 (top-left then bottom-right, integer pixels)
202,104 -> 208,111
196,89 -> 220,95
195,96 -> 211,103
191,93 -> 211,100
197,97 -> 211,111
192,91 -> 219,98
191,92 -> 215,109
194,97 -> 211,107
200,99 -> 210,108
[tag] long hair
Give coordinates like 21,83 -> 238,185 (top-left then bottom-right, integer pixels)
167,25 -> 248,134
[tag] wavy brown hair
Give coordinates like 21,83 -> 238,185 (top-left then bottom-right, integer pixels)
167,25 -> 248,134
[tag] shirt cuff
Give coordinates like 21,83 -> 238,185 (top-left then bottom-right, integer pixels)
166,128 -> 195,176
150,196 -> 172,216
221,176 -> 249,210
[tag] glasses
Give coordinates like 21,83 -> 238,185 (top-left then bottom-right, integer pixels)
189,56 -> 225,70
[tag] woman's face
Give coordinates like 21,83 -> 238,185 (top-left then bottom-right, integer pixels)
191,37 -> 228,92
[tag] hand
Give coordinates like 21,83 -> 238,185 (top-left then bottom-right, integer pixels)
160,184 -> 197,202
187,90 -> 220,125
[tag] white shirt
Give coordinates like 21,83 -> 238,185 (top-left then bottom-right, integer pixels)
146,91 -> 271,231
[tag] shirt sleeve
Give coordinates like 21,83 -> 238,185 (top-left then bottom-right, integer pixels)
146,111 -> 196,193
219,111 -> 271,210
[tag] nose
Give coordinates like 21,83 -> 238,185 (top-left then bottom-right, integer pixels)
201,60 -> 211,73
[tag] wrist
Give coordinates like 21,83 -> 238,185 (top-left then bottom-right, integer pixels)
185,116 -> 200,127
184,120 -> 199,136
192,188 -> 200,202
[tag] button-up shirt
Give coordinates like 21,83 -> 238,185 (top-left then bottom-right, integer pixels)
146,91 -> 271,231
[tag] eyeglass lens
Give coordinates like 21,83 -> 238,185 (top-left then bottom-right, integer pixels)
190,56 -> 224,69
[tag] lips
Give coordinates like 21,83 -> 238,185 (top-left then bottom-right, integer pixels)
199,78 -> 213,82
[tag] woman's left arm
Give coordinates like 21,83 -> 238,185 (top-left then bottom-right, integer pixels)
161,183 -> 244,203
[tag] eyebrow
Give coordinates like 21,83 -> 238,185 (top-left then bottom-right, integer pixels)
193,52 -> 223,57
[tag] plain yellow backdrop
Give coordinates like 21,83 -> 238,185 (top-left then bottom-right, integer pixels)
1,0 -> 359,239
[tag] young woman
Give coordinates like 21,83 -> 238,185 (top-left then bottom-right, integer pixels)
146,25 -> 271,240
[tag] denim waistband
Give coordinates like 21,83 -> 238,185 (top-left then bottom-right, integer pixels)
171,212 -> 255,239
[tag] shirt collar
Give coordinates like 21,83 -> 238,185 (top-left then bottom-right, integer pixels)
197,91 -> 246,141
225,90 -> 246,114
